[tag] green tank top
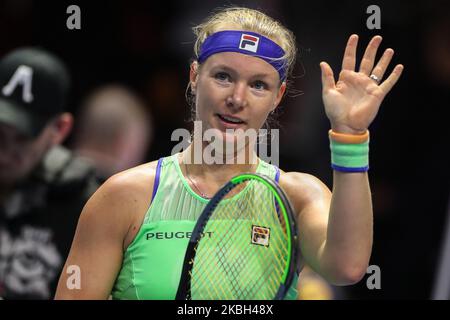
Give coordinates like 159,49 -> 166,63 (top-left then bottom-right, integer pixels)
111,154 -> 299,300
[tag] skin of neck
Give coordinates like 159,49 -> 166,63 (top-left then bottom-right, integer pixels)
180,138 -> 259,188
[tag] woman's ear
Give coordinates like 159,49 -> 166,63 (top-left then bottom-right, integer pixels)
190,61 -> 199,93
272,81 -> 287,111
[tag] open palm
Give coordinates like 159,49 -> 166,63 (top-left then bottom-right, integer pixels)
320,35 -> 404,134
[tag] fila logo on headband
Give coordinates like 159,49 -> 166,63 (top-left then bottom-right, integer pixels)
239,34 -> 260,53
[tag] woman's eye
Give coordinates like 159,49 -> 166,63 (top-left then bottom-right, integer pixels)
215,72 -> 230,82
253,81 -> 267,90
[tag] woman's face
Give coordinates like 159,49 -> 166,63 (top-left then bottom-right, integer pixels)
190,52 -> 286,146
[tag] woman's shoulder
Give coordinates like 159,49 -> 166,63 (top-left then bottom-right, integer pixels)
100,161 -> 159,195
278,170 -> 331,212
78,160 -> 161,240
106,160 -> 159,189
86,160 -> 160,213
278,170 -> 329,191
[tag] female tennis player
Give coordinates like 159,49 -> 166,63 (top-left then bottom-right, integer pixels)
55,7 -> 403,299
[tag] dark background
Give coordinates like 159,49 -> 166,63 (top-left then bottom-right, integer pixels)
1,0 -> 449,299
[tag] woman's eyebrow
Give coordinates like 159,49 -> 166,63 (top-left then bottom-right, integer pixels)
211,64 -> 271,78
211,64 -> 237,73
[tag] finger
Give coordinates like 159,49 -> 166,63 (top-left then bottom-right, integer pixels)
379,64 -> 404,94
320,61 -> 335,92
342,34 -> 359,71
359,35 -> 383,75
371,48 -> 394,80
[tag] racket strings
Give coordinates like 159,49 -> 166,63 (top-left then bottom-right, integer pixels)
219,190 -> 286,298
189,181 -> 290,299
214,192 -> 282,297
189,210 -> 246,298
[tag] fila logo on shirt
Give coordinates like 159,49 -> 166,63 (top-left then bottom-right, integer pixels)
2,65 -> 34,103
239,34 -> 260,53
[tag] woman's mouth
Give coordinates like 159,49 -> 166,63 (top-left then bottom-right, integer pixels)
216,114 -> 246,128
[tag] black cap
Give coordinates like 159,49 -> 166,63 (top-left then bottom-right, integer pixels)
0,47 -> 70,137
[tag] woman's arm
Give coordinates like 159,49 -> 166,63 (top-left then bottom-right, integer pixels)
282,171 -> 371,286
54,164 -> 156,299
324,171 -> 373,284
284,34 -> 403,286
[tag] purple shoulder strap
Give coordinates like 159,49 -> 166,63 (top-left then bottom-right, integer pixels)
274,165 -> 281,184
151,158 -> 164,201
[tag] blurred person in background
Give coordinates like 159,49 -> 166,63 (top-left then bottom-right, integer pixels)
0,48 -> 99,299
72,85 -> 153,182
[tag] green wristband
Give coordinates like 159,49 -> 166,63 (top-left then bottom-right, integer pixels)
330,139 -> 369,172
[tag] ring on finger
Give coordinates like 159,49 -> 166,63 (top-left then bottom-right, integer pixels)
369,74 -> 381,84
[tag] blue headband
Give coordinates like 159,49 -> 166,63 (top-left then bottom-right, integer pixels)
198,30 -> 287,81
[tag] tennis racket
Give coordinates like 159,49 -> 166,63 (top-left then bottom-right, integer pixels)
176,173 -> 298,300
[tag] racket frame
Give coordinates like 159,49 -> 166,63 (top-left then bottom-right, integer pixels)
175,173 -> 298,300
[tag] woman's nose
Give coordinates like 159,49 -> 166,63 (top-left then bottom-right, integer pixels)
226,82 -> 248,109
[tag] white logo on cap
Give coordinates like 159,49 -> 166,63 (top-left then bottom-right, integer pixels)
2,65 -> 34,103
239,34 -> 260,53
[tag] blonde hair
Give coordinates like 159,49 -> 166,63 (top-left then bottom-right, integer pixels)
192,6 -> 298,81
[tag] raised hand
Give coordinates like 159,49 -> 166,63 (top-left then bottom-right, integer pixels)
320,35 -> 404,134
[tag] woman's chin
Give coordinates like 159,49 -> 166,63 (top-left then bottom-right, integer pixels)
215,131 -> 255,155
221,130 -> 240,144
